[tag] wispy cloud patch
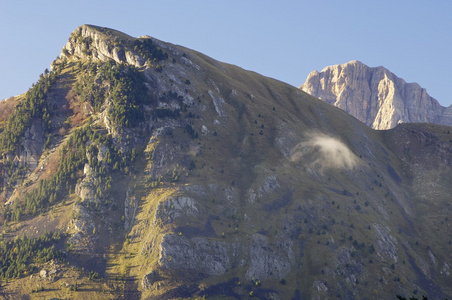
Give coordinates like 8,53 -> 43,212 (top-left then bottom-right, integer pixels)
290,132 -> 360,170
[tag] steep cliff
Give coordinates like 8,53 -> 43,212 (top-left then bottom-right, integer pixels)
300,60 -> 451,129
0,26 -> 451,299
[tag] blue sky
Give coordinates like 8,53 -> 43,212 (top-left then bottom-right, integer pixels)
1,1 -> 451,105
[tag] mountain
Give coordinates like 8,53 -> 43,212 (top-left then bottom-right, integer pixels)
0,25 -> 451,299
300,60 -> 452,129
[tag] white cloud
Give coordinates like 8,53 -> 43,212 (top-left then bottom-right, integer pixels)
290,133 -> 359,170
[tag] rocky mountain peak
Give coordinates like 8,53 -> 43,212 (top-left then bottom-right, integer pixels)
61,25 -> 150,68
300,61 -> 450,129
1,25 -> 452,299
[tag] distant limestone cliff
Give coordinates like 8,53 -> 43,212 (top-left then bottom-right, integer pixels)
300,60 -> 452,129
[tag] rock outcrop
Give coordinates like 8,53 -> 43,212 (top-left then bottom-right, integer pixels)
3,25 -> 452,299
61,24 -> 146,68
300,60 -> 451,129
159,234 -> 231,277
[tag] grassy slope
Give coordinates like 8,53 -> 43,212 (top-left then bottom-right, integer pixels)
0,26 -> 450,299
107,44 -> 452,299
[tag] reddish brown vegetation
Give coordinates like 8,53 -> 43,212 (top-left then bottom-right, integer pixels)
0,97 -> 19,130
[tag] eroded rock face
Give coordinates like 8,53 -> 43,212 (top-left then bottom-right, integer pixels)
372,224 -> 399,263
155,196 -> 199,225
19,119 -> 45,170
142,270 -> 163,291
159,234 -> 230,276
61,25 -> 145,68
245,234 -> 294,281
300,61 -> 449,129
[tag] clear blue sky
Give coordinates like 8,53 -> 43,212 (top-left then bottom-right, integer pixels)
1,1 -> 451,105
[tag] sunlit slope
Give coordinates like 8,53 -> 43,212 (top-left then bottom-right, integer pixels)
0,25 -> 449,299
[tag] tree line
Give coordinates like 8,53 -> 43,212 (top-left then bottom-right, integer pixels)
0,231 -> 63,280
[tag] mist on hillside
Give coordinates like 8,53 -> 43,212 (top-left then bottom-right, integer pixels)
291,133 -> 359,170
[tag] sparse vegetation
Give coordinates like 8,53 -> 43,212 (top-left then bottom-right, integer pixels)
133,38 -> 168,67
185,124 -> 199,139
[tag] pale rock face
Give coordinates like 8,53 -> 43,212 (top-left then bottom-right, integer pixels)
372,223 -> 399,263
61,25 -> 144,68
155,196 -> 199,225
96,144 -> 108,161
19,119 -> 45,170
75,177 -> 96,202
245,233 -> 294,280
300,60 -> 450,129
159,234 -> 230,276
